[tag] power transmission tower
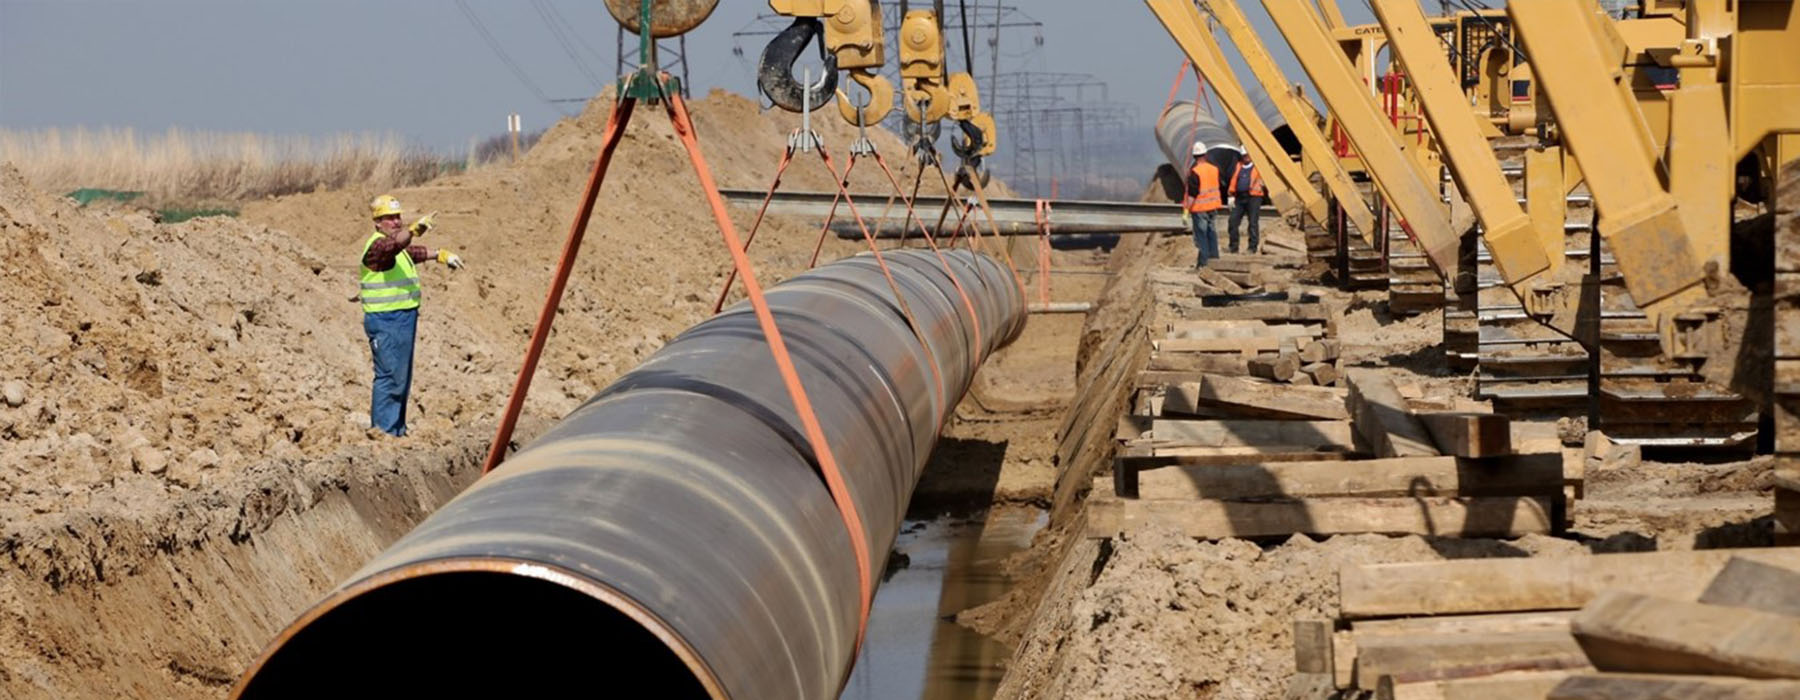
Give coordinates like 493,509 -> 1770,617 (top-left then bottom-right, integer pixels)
616,27 -> 691,96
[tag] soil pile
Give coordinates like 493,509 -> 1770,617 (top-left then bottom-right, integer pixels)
0,90 -> 960,524
241,89 -> 960,425
0,164 -> 477,520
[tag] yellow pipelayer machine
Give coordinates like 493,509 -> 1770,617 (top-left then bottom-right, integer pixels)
1149,0 -> 1797,451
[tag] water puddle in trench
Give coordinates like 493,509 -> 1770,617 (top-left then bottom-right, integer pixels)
839,506 -> 1047,700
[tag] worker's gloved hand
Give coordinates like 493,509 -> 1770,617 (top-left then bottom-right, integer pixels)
437,249 -> 464,270
1180,210 -> 1192,227
408,212 -> 436,236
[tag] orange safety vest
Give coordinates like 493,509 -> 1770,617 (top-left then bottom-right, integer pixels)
1230,162 -> 1266,197
1187,162 -> 1224,213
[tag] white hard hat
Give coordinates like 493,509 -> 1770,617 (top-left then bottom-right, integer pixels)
1232,143 -> 1246,153
1191,142 -> 1208,156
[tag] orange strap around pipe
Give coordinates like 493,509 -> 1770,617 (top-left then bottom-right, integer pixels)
664,92 -> 873,657
872,152 -> 987,368
482,97 -> 638,475
713,148 -> 797,314
957,166 -> 1028,299
818,148 -> 947,412
806,152 -> 856,269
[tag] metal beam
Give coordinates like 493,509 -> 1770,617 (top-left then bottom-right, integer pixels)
718,188 -> 1253,235
1208,0 -> 1378,240
1147,0 -> 1325,227
1263,0 -> 1463,278
1509,0 -> 1702,308
1369,0 -> 1550,288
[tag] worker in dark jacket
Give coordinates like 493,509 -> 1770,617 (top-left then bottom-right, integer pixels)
359,194 -> 464,437
1227,147 -> 1265,254
1183,142 -> 1224,268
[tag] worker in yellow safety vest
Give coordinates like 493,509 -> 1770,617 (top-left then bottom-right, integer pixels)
1226,147 -> 1266,254
359,194 -> 464,436
1183,142 -> 1225,268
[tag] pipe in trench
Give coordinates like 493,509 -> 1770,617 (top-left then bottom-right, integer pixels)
230,248 -> 1026,699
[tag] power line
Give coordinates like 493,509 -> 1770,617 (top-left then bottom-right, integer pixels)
455,0 -> 572,116
543,0 -> 615,68
532,0 -> 606,89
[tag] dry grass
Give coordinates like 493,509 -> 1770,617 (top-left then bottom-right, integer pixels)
0,127 -> 456,206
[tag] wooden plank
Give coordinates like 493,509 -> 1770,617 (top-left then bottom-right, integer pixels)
1418,412 -> 1513,458
1154,336 -> 1283,354
1301,338 -> 1341,363
1699,557 -> 1800,617
1115,415 -> 1153,441
1249,353 -> 1300,381
1389,671 -> 1577,700
1355,629 -> 1587,688
1197,301 -> 1331,322
1132,455 -> 1564,500
1117,446 -> 1354,460
1146,418 -> 1355,449
1339,549 -> 1800,620
1167,321 -> 1323,340
1196,267 -> 1246,294
1547,673 -> 1800,700
1353,611 -> 1575,638
1129,444 -> 1354,459
1347,369 -> 1441,458
1295,619 -> 1335,676
1085,496 -> 1556,539
1163,376 -> 1350,420
1571,591 -> 1800,678
1147,352 -> 1252,375
1301,361 -> 1338,386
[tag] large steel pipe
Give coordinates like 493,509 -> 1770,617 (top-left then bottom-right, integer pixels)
1157,99 -> 1300,176
231,249 -> 1025,699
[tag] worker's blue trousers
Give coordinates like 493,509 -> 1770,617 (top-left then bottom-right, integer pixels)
1191,212 -> 1219,268
364,308 -> 418,437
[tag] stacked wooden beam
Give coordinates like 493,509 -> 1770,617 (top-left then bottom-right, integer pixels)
1300,549 -> 1800,699
1091,295 -> 1576,541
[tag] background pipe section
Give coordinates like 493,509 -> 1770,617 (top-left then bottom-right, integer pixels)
1156,99 -> 1300,176
231,249 -> 1026,700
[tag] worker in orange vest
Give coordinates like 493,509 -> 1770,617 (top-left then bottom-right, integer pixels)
1226,147 -> 1266,254
1183,142 -> 1225,268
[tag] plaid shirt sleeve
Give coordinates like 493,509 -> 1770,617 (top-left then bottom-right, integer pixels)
362,235 -> 429,272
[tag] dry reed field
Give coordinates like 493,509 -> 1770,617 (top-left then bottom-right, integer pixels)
0,126 -> 458,205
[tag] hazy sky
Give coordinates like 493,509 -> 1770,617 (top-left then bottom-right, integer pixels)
0,1 -> 1387,153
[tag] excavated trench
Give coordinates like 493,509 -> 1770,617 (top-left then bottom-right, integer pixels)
1,237 -> 1111,699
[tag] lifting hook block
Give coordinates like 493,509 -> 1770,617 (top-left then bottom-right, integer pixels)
837,69 -> 894,127
759,17 -> 839,113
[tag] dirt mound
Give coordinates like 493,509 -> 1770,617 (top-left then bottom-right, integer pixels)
0,90 -> 966,524
239,89 -> 962,427
0,164 -> 489,519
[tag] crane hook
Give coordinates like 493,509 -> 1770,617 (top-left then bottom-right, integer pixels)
758,17 -> 839,113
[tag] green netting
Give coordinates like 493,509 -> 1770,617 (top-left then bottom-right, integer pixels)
65,188 -> 144,206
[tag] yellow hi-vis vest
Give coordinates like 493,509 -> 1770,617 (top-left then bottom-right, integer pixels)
359,231 -> 422,313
